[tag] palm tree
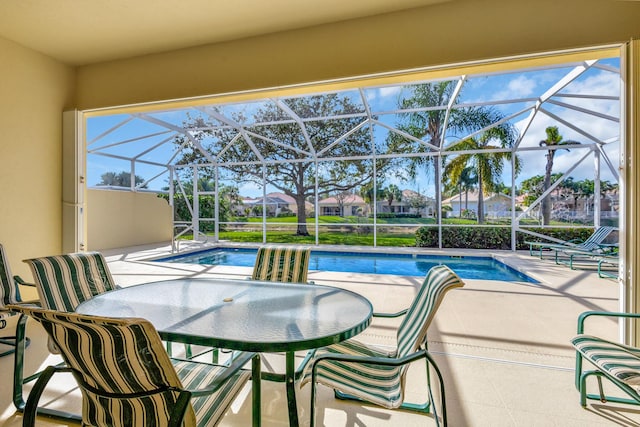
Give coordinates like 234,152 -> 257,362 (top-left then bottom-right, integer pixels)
388,82 -> 466,223
539,126 -> 580,225
444,109 -> 519,224
383,184 -> 402,212
458,167 -> 477,215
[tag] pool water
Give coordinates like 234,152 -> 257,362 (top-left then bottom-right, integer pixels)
158,247 -> 538,283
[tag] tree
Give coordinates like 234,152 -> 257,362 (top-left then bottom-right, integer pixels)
386,82 -> 458,223
172,94 -> 386,236
446,166 -> 477,216
539,126 -> 580,225
382,184 -> 402,211
387,82 -> 514,223
404,191 -> 430,216
359,182 -> 383,212
158,179 -> 241,232
443,108 -> 519,224
98,171 -> 146,188
334,191 -> 352,217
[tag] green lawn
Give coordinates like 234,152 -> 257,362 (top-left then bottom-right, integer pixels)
217,230 -> 417,246
184,215 -> 585,248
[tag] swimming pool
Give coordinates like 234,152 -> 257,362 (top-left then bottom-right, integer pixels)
158,247 -> 538,283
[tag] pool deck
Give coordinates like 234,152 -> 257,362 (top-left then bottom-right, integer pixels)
1,242 -> 637,426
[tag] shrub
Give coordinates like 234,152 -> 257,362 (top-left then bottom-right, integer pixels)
415,226 -> 595,250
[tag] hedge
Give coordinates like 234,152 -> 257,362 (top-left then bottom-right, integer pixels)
415,226 -> 594,250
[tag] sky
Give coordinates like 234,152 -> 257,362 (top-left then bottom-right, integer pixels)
86,56 -> 621,199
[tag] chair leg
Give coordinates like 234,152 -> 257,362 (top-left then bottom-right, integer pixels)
0,336 -> 30,358
425,354 -> 448,427
12,314 -> 81,422
310,375 -> 318,427
12,313 -> 29,411
579,370 -> 640,407
23,366 -> 57,427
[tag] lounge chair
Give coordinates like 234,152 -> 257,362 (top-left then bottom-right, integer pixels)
302,265 -> 465,427
571,311 -> 640,408
553,245 -> 619,271
525,226 -> 617,260
9,305 -> 257,427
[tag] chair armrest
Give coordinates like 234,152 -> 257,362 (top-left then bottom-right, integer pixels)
577,311 -> 640,334
14,275 -> 36,287
187,351 -> 258,397
7,302 -> 41,310
312,348 -> 430,370
372,309 -> 408,318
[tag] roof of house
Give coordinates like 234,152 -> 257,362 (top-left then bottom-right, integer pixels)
318,194 -> 366,205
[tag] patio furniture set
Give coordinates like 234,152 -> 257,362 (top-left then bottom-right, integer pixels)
1,244 -> 463,426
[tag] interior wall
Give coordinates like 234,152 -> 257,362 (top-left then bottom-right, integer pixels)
86,189 -> 172,251
0,36 -> 75,280
76,0 -> 640,110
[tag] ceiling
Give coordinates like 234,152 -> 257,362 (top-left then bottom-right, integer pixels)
0,0 -> 448,66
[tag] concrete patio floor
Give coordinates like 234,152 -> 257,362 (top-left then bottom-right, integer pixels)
1,242 -> 638,426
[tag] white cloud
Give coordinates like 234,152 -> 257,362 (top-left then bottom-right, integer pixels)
491,75 -> 537,101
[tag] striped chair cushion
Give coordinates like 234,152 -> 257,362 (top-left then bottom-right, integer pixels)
14,306 -> 249,427
580,226 -> 616,251
303,265 -> 464,409
302,339 -> 403,409
24,252 -> 117,312
572,334 -> 640,391
396,265 -> 465,358
174,360 -> 250,426
251,246 -> 311,283
1,243 -> 22,308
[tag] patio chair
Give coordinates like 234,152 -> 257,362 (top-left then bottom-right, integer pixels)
525,226 -> 617,260
571,311 -> 640,408
0,243 -> 37,358
8,304 -> 257,427
302,265 -> 465,427
252,245 -> 311,283
10,251 -> 122,419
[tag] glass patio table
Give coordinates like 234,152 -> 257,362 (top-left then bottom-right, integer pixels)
75,277 -> 373,427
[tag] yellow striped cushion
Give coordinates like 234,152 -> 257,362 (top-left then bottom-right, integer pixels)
14,306 -> 249,427
24,252 -> 117,312
251,246 -> 311,283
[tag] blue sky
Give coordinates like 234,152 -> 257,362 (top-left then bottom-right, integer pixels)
86,57 -> 621,198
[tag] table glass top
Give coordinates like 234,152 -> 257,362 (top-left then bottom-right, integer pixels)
76,278 -> 373,352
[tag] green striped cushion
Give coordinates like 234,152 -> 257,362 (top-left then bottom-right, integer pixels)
251,246 -> 311,283
304,265 -> 464,409
572,334 -> 640,391
396,265 -> 464,358
1,243 -> 22,308
14,306 -> 249,427
303,339 -> 403,408
24,252 -> 117,312
174,360 -> 250,426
